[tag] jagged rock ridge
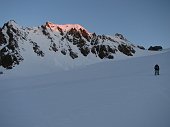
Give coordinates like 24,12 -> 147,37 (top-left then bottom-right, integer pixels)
0,20 -> 144,69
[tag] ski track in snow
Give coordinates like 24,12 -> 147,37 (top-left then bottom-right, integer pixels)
0,50 -> 170,127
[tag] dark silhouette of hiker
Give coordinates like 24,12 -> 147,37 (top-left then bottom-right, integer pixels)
154,64 -> 159,75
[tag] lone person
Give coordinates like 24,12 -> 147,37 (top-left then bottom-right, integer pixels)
154,64 -> 160,75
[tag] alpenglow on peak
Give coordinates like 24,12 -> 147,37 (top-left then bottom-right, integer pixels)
45,22 -> 89,33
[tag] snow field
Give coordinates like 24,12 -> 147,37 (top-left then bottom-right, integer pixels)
0,49 -> 170,127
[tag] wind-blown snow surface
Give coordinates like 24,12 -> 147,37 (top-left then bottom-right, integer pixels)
0,49 -> 170,127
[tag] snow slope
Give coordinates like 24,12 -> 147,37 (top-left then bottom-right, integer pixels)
0,49 -> 170,127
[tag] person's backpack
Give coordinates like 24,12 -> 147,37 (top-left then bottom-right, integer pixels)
155,65 -> 159,70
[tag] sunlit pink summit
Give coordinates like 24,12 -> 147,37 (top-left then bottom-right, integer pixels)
45,22 -> 89,33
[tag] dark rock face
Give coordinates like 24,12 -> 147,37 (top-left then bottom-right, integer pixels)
0,46 -> 23,69
50,42 -> 58,52
41,25 -> 54,42
148,46 -> 163,51
41,25 -> 49,36
91,45 -> 115,59
80,46 -> 90,56
80,28 -> 90,42
0,22 -> 24,69
61,29 -> 119,59
68,28 -> 81,39
30,41 -> 45,57
57,27 -> 64,36
0,54 -> 21,69
118,44 -> 135,56
69,49 -> 78,59
76,39 -> 90,56
0,28 -> 7,45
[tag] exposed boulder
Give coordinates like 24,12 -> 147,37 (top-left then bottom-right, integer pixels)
137,45 -> 145,50
148,46 -> 163,51
61,49 -> 67,55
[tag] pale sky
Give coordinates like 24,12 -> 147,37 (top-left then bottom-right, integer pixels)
0,0 -> 170,48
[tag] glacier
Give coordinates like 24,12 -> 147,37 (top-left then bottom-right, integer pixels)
0,48 -> 170,127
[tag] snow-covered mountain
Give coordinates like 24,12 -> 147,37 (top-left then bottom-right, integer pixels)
0,20 -> 147,73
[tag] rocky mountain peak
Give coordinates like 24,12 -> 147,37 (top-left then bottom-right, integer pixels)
115,33 -> 127,41
0,20 -> 145,70
2,20 -> 19,29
